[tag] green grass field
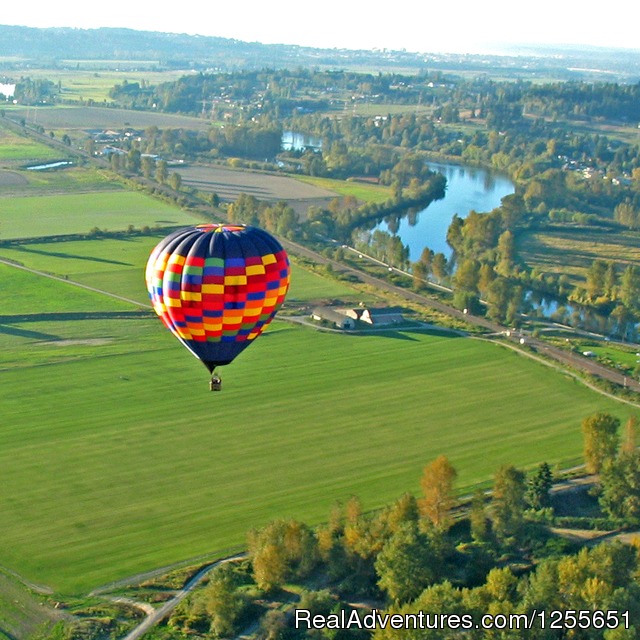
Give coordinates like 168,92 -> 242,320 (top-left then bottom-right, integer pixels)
0,68 -> 190,103
0,127 -> 61,162
575,341 -> 640,370
0,236 -> 364,307
295,175 -> 391,204
0,191 -> 203,238
0,270 -> 632,593
1,165 -> 125,194
0,128 -> 635,600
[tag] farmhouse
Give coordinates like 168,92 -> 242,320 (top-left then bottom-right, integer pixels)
311,307 -> 356,330
345,306 -> 405,326
311,306 -> 406,329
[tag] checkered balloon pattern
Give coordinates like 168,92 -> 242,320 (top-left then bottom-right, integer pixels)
145,224 -> 290,372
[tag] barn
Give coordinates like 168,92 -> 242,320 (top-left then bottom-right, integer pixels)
311,307 -> 356,330
345,306 -> 405,326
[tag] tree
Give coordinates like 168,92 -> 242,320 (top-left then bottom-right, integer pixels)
604,261 -> 618,299
419,454 -> 457,531
84,136 -> 96,157
126,148 -> 141,174
615,200 -> 640,229
155,159 -> 168,184
109,152 -> 123,172
486,277 -> 513,323
478,263 -> 496,297
621,415 -> 638,455
204,563 -> 248,637
586,259 -> 608,301
620,265 -> 640,310
470,489 -> 490,543
491,465 -> 526,543
582,412 -> 620,474
453,258 -> 480,293
431,252 -> 448,283
248,519 -> 318,590
384,492 -> 420,535
169,171 -> 182,191
495,230 -> 515,276
375,522 -> 439,603
412,260 -> 428,291
599,450 -> 640,522
141,155 -> 155,179
526,462 -> 553,510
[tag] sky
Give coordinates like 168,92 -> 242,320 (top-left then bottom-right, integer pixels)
1,0 -> 639,55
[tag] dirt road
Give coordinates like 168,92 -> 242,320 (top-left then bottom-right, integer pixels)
119,555 -> 245,640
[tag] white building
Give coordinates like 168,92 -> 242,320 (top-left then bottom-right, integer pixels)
0,83 -> 16,100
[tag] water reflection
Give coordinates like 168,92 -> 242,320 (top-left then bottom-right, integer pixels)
281,131 -> 323,151
376,162 -> 514,261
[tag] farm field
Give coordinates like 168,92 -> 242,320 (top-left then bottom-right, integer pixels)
0,235 -> 364,308
5,105 -> 212,133
0,126 -> 62,163
0,100 -> 637,605
0,191 -> 203,238
178,164 -> 338,209
518,227 -> 640,285
21,68 -> 191,103
0,255 -> 633,594
296,174 -> 392,204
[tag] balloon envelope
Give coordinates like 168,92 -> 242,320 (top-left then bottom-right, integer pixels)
145,223 -> 290,372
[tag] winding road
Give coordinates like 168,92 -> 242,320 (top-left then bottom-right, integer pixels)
118,557 -> 243,640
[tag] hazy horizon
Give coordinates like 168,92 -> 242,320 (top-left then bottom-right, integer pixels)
1,0 -> 638,57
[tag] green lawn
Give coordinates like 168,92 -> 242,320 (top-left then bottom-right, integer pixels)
0,262 -> 141,315
0,191 -> 203,238
576,341 -> 640,370
1,165 -> 125,194
0,304 -> 630,594
286,267 -> 362,302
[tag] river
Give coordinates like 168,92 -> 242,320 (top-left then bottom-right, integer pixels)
376,162 -> 515,261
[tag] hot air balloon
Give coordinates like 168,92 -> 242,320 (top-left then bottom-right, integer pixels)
145,223 -> 290,390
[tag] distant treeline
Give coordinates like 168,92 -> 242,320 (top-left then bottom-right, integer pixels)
104,69 -> 640,124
